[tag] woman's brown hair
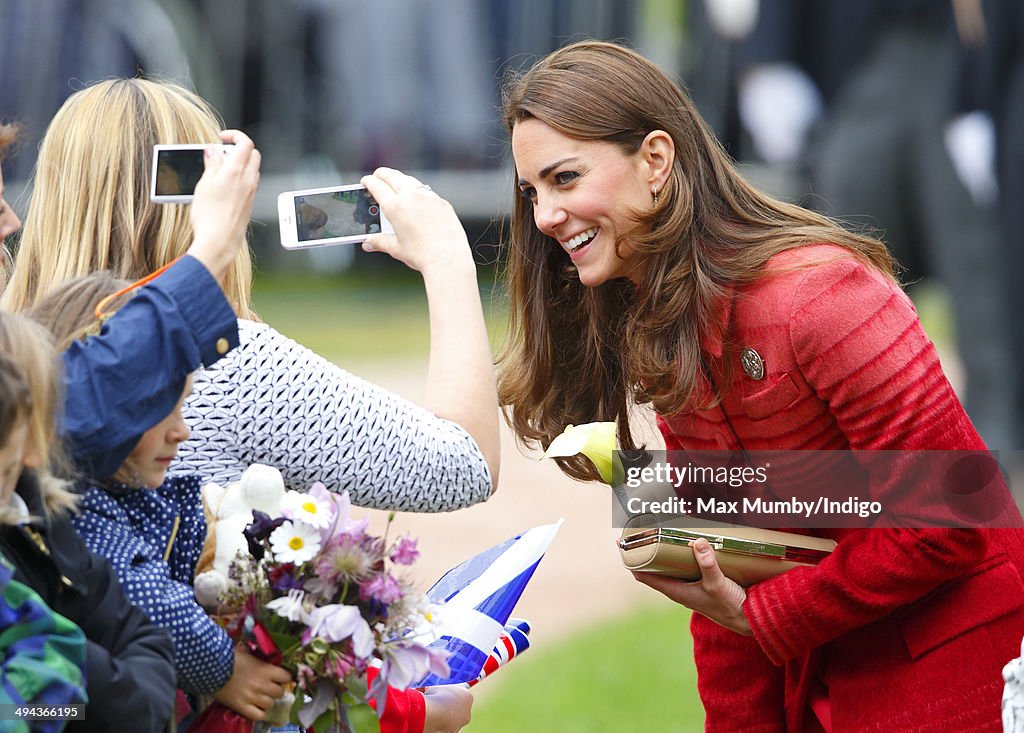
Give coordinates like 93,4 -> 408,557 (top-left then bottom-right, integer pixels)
0,121 -> 24,161
497,40 -> 896,482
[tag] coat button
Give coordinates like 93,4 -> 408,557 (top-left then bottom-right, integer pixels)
216,337 -> 229,355
740,347 -> 765,380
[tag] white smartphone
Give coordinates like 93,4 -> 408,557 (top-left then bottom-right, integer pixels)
277,184 -> 393,249
150,144 -> 232,203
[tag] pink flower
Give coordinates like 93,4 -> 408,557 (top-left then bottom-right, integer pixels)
328,654 -> 355,680
317,486 -> 371,539
389,536 -> 420,566
296,663 -> 315,688
304,604 -> 375,658
379,642 -> 450,690
315,534 -> 374,586
360,573 -> 403,606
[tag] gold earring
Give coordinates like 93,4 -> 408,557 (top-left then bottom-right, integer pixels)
651,187 -> 659,205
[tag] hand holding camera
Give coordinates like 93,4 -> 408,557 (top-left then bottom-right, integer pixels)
360,167 -> 473,275
186,129 -> 262,283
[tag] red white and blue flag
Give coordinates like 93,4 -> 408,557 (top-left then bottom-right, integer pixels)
413,520 -> 562,686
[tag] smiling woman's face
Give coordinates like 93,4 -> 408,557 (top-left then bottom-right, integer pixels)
512,118 -> 653,287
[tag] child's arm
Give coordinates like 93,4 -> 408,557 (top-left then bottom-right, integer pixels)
62,255 -> 238,480
212,644 -> 292,721
61,129 -> 259,481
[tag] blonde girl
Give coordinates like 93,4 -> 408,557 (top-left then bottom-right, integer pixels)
3,78 -> 499,511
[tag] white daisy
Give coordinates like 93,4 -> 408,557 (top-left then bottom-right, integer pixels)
269,520 -> 322,564
283,489 -> 333,529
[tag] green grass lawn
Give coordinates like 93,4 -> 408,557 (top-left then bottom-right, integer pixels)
251,271 -> 508,364
469,604 -> 704,733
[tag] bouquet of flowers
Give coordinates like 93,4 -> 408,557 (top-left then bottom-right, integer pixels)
197,482 -> 448,733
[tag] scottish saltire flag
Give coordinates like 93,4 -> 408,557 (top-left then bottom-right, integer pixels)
414,520 -> 562,686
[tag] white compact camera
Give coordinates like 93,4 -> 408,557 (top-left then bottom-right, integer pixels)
150,144 -> 233,204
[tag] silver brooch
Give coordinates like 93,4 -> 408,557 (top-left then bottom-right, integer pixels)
740,348 -> 765,380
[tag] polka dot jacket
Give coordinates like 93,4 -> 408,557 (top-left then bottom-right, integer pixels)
71,474 -> 233,694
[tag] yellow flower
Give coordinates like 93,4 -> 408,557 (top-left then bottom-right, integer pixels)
542,422 -> 622,485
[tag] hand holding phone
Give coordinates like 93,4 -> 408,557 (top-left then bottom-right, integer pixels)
359,167 -> 472,275
186,130 -> 261,283
277,184 -> 394,249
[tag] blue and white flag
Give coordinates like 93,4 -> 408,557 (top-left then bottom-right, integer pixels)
413,519 -> 563,686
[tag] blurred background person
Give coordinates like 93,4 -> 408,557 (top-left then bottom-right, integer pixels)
976,0 -> 1024,455
731,0 -> 1017,449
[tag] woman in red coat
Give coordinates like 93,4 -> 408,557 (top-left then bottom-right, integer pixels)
498,40 -> 1024,732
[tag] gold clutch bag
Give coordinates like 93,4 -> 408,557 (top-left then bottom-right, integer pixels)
618,519 -> 836,586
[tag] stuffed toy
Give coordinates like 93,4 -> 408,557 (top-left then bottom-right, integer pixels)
193,463 -> 287,608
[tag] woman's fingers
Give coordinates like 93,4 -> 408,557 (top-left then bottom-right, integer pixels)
219,128 -> 255,155
201,142 -> 226,175
630,539 -> 751,635
361,172 -> 394,210
691,538 -> 727,587
361,233 -> 396,254
371,166 -> 429,193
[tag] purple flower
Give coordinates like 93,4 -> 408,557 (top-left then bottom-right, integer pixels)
266,563 -> 303,594
379,642 -> 450,690
315,534 -> 373,587
328,654 -> 355,680
316,487 -> 372,539
389,536 -> 420,566
360,573 -> 403,606
243,510 -> 286,561
303,604 -> 374,658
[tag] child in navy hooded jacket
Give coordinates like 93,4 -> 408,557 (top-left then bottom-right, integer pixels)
37,273 -> 440,732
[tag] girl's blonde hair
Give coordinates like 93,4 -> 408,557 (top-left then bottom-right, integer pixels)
26,271 -> 133,351
1,78 -> 254,318
0,312 -> 77,521
0,355 -> 32,525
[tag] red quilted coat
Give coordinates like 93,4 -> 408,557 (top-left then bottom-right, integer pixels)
658,245 -> 1024,732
